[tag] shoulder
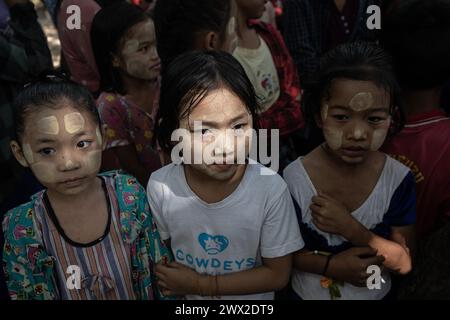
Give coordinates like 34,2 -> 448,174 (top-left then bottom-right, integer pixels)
246,162 -> 289,199
2,195 -> 43,249
148,163 -> 179,185
100,170 -> 145,194
147,163 -> 179,196
384,154 -> 412,183
97,92 -> 124,112
283,157 -> 302,182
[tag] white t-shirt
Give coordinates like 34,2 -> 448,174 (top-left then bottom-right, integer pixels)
147,162 -> 304,300
233,36 -> 280,114
283,156 -> 416,300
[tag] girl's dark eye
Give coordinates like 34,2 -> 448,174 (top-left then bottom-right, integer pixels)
38,148 -> 55,156
77,141 -> 92,149
368,117 -> 386,124
139,46 -> 148,52
332,115 -> 349,121
201,129 -> 212,135
234,123 -> 247,130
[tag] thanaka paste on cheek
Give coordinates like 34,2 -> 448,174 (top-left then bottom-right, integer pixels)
30,162 -> 59,184
37,116 -> 59,135
348,92 -> 374,112
227,16 -> 236,36
96,127 -> 103,145
22,143 -> 34,165
323,127 -> 343,150
82,150 -> 102,174
64,112 -> 85,134
321,104 -> 329,121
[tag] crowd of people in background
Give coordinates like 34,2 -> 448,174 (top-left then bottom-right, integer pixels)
0,0 -> 449,300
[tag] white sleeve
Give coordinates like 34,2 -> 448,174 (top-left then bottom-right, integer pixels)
260,185 -> 304,258
146,176 -> 170,241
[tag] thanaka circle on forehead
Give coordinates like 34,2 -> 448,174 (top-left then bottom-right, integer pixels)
64,112 -> 85,134
348,92 -> 374,112
37,116 -> 59,135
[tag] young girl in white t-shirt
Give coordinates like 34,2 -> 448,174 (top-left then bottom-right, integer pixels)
147,51 -> 304,300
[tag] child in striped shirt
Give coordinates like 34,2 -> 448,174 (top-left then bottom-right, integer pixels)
2,74 -> 171,300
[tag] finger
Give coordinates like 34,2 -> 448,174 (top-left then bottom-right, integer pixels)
161,288 -> 172,296
157,280 -> 169,290
167,261 -> 181,268
310,203 -> 323,215
155,263 -> 169,273
363,254 -> 385,267
311,195 -> 327,206
155,271 -> 167,282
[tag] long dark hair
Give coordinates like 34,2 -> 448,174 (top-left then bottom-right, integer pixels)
156,50 -> 260,155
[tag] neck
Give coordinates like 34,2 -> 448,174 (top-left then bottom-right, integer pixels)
402,87 -> 442,118
236,9 -> 250,38
320,143 -> 370,174
184,164 -> 247,203
121,75 -> 157,112
236,9 -> 261,49
47,177 -> 100,209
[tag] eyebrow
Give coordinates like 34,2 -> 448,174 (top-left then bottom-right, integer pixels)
35,131 -> 90,144
329,105 -> 389,113
328,105 -> 350,111
36,138 -> 56,144
368,107 -> 390,113
190,113 -> 249,128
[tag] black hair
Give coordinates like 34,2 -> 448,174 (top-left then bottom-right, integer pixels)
380,0 -> 450,90
156,50 -> 260,155
55,0 -> 125,26
91,1 -> 150,94
154,0 -> 231,70
302,41 -> 404,147
13,72 -> 100,143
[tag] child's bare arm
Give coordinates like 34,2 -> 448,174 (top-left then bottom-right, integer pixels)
155,255 -> 292,296
293,247 -> 385,287
310,193 -> 413,274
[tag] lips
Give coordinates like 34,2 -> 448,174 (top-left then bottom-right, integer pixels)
60,176 -> 86,186
150,62 -> 161,70
341,146 -> 367,157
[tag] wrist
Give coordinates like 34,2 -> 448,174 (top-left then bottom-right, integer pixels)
345,218 -> 371,245
196,274 -> 219,297
196,274 -> 209,296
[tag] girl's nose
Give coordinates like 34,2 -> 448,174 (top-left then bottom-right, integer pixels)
347,121 -> 368,141
213,131 -> 235,156
58,152 -> 81,171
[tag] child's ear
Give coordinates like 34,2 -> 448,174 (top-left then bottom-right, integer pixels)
10,141 -> 29,167
204,31 -> 218,50
111,53 -> 121,68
